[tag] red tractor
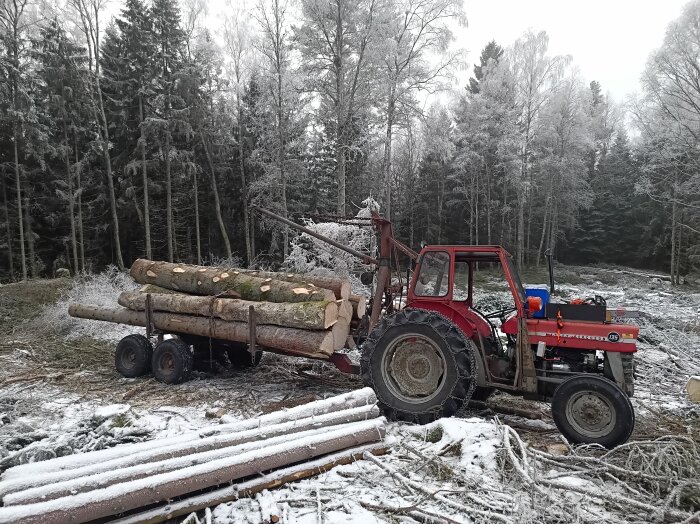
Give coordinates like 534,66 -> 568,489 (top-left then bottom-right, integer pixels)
256,208 -> 639,448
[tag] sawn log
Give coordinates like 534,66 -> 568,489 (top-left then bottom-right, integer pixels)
130,259 -> 335,303
118,291 -> 338,330
68,304 -> 337,357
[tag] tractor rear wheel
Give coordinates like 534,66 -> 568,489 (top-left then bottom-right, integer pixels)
115,334 -> 152,378
551,375 -> 634,448
360,309 -> 476,424
152,338 -> 194,384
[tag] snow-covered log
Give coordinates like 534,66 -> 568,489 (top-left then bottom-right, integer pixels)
68,304 -> 337,357
1,388 -> 378,480
117,291 -> 338,330
130,259 -> 336,303
109,444 -> 388,524
0,419 -> 386,524
4,419 -> 384,505
0,404 -> 380,501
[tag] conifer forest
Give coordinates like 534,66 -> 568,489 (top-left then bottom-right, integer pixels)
1,0 -> 699,281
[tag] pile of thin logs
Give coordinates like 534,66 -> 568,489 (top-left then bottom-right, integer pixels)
0,389 -> 386,524
69,259 -> 368,359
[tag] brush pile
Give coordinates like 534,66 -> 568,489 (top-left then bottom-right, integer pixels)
68,259 -> 367,359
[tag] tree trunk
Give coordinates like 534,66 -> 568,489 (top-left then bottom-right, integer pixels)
193,166 -> 201,263
334,3 -> 345,216
93,41 -> 124,270
139,95 -> 151,259
236,104 -> 251,265
111,444 -> 387,524
118,291 -> 338,330
24,197 -> 36,278
129,259 -> 337,303
2,172 -> 14,279
4,414 -> 382,506
201,133 -> 232,259
164,131 -> 174,262
74,135 -> 85,271
0,404 -> 380,502
0,415 -> 384,523
68,304 -> 338,357
2,388 -> 378,482
63,122 -> 79,274
382,91 -> 395,220
671,187 -> 677,285
13,137 -> 26,280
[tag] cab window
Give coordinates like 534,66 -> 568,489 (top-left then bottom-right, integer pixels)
414,251 -> 450,297
453,260 -> 470,301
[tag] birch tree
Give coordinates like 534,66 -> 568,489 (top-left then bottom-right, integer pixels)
296,0 -> 381,215
508,31 -> 569,268
253,0 -> 306,258
379,0 -> 464,219
223,8 -> 253,263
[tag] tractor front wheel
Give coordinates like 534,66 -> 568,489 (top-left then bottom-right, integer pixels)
551,375 -> 634,448
360,309 -> 476,424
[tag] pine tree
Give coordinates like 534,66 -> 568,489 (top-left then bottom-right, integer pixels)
33,18 -> 89,274
151,0 -> 186,262
468,40 -> 504,94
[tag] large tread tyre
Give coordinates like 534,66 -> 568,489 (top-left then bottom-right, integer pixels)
152,338 -> 194,384
115,334 -> 152,378
551,375 -> 634,448
360,309 -> 476,424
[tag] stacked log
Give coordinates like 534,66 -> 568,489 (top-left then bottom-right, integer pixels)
69,259 -> 356,358
0,389 -> 386,524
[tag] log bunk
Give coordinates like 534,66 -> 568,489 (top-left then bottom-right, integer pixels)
0,389 -> 386,524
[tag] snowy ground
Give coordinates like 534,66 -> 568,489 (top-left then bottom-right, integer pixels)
0,265 -> 698,523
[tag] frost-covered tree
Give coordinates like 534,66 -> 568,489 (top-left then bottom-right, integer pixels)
295,0 -> 382,215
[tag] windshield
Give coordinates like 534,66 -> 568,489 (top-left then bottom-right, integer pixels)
505,255 -> 526,304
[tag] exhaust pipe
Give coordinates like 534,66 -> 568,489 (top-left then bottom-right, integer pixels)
545,249 -> 555,296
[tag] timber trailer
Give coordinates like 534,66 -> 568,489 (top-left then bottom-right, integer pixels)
102,207 -> 639,448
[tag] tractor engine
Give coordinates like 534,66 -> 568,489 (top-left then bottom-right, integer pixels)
540,347 -> 600,374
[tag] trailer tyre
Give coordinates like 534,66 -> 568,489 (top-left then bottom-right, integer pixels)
551,375 -> 634,448
115,334 -> 152,378
152,338 -> 194,384
360,309 -> 476,424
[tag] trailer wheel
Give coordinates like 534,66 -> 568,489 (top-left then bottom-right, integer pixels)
152,338 -> 194,384
115,334 -> 152,378
551,375 -> 634,448
360,309 -> 476,424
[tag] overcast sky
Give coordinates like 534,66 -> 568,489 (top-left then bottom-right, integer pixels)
458,0 -> 687,102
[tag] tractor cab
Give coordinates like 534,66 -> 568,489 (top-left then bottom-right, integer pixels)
407,246 -> 537,386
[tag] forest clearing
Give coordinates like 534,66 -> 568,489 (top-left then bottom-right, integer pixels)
2,0 -> 700,520
0,264 -> 698,523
